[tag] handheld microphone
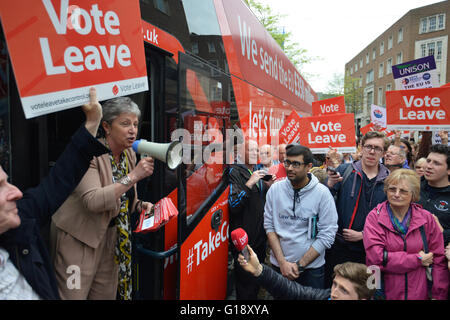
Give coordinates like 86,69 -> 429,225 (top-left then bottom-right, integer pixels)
231,228 -> 250,261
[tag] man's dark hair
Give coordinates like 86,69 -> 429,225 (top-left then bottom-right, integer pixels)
286,144 -> 314,164
430,144 -> 450,169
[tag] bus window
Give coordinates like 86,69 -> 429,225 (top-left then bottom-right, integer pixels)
177,52 -> 236,224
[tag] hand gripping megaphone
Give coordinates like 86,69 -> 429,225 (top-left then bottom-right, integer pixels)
132,139 -> 182,170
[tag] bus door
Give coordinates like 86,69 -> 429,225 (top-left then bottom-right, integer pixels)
132,44 -> 181,300
175,52 -> 234,300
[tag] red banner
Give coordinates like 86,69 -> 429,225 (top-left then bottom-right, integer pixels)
312,96 -> 345,116
386,87 -> 450,131
299,113 -> 356,154
0,0 -> 148,118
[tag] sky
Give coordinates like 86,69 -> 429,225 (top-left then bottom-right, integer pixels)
259,0 -> 443,93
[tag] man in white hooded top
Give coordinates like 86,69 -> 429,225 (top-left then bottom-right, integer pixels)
264,144 -> 338,290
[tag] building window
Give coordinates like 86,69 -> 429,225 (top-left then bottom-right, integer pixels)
380,41 -> 384,55
429,16 -> 437,32
372,48 -> 376,60
207,42 -> 216,53
367,91 -> 373,107
421,18 -> 427,33
388,35 -> 393,50
386,83 -> 392,92
360,58 -> 363,68
396,52 -> 403,64
386,58 -> 392,75
436,41 -> 442,60
366,53 -> 370,64
427,42 -> 436,56
366,69 -> 374,84
350,66 -> 353,75
421,43 -> 427,57
192,42 -> 199,54
378,87 -> 384,106
420,13 -> 446,33
398,28 -> 403,43
379,63 -> 384,78
438,14 -> 445,29
153,0 -> 170,15
420,39 -> 444,61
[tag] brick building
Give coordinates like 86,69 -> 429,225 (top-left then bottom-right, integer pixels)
345,0 -> 450,132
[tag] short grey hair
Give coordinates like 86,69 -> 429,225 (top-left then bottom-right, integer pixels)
101,97 -> 141,125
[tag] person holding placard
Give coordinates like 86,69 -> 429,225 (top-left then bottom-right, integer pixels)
51,97 -> 155,300
0,88 -> 107,300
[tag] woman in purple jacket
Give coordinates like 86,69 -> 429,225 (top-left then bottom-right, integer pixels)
363,169 -> 449,300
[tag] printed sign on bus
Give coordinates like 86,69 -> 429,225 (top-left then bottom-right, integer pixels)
312,96 -> 345,116
386,87 -> 450,131
278,110 -> 301,145
299,113 -> 356,154
0,0 -> 148,118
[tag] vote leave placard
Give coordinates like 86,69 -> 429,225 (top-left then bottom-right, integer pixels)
0,0 -> 148,119
278,110 -> 302,145
386,87 -> 450,131
299,113 -> 356,154
312,96 -> 345,116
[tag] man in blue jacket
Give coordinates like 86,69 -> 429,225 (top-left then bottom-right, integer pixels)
0,88 -> 108,299
324,131 -> 389,288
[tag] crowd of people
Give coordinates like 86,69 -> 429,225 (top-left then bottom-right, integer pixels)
1,89 -> 449,301
232,129 -> 450,300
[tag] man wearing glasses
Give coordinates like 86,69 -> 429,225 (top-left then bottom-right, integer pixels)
264,144 -> 338,290
324,131 -> 390,288
384,144 -> 408,172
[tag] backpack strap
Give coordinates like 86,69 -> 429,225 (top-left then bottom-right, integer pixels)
341,163 -> 354,187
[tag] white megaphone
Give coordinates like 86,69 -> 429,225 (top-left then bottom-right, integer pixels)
132,139 -> 182,170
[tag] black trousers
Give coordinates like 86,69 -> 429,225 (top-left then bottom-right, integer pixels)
233,242 -> 267,300
324,239 -> 366,289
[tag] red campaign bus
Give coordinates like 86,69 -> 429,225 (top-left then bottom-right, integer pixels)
0,0 -> 316,299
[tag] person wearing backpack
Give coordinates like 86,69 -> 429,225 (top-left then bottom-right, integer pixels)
363,169 -> 449,300
324,131 -> 390,288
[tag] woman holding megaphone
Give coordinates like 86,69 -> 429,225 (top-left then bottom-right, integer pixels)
51,97 -> 154,300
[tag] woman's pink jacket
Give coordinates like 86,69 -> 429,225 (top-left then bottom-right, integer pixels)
364,201 -> 449,300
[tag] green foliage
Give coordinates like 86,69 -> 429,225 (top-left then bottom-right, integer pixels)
244,0 -> 314,70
